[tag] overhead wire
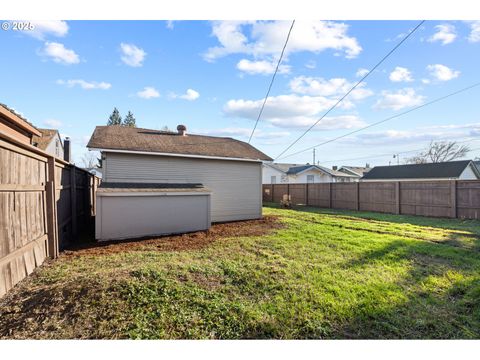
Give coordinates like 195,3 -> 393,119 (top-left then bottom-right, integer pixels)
274,20 -> 425,160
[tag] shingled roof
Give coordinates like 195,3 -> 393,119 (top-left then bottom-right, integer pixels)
361,160 -> 479,180
87,125 -> 272,161
32,129 -> 61,150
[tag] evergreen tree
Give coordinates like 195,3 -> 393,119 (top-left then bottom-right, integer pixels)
123,111 -> 137,127
107,107 -> 122,125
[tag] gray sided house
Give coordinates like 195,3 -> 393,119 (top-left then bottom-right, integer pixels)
361,160 -> 480,181
32,128 -> 64,159
87,125 -> 272,241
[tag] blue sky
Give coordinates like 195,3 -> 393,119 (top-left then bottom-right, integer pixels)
1,20 -> 480,166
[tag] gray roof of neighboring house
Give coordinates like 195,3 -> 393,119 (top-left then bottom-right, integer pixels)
361,160 -> 479,180
87,125 -> 272,161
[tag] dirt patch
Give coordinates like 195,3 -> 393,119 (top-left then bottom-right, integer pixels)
63,215 -> 283,257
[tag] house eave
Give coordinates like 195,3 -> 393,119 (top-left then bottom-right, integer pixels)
89,147 -> 265,163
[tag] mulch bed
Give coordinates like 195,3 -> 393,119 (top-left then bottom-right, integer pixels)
63,215 -> 283,257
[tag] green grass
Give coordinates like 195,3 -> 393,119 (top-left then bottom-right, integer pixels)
1,205 -> 480,339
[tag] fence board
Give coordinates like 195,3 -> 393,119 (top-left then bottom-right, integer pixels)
263,180 -> 480,220
0,131 -> 100,298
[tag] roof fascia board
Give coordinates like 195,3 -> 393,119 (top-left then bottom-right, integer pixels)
90,147 -> 264,163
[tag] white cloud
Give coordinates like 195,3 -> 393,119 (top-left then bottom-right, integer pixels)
24,20 -> 69,40
426,64 -> 460,81
166,21 -> 174,30
203,20 -> 362,62
389,67 -> 414,82
56,79 -> 111,90
137,86 -> 160,99
467,21 -> 480,42
428,24 -> 457,45
356,68 -> 369,78
289,76 -> 373,102
224,94 -> 366,130
169,89 -> 200,101
41,42 -> 79,65
236,59 -> 291,75
345,122 -> 480,146
120,43 -> 146,67
374,88 -> 425,111
43,119 -> 63,128
196,127 -> 290,139
421,78 -> 431,84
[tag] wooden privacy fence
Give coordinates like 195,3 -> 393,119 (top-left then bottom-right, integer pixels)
0,131 -> 100,297
263,181 -> 480,220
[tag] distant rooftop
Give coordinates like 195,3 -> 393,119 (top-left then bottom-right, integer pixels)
361,160 -> 479,180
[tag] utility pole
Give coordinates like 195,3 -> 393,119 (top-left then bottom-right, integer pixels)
313,148 -> 316,165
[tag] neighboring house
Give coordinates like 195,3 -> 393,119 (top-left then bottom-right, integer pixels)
87,125 -> 272,241
361,160 -> 480,181
338,165 -> 371,177
32,128 -> 64,159
0,103 -> 41,145
263,163 -> 360,184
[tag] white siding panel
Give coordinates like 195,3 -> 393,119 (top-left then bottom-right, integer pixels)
97,194 -> 210,241
459,165 -> 479,180
104,152 -> 262,222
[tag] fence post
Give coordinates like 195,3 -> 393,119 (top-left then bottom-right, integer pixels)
355,182 -> 360,211
450,180 -> 457,218
46,157 -> 58,258
271,184 -> 275,203
395,182 -> 401,215
305,183 -> 309,206
328,182 -> 333,209
71,166 -> 77,239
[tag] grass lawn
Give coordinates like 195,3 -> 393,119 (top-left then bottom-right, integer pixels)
1,204 -> 480,339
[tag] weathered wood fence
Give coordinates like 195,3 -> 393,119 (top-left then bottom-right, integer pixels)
0,131 -> 100,297
263,181 -> 480,220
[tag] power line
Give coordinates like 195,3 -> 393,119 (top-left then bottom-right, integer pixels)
277,81 -> 480,161
274,20 -> 425,160
248,20 -> 295,144
317,138 -> 480,164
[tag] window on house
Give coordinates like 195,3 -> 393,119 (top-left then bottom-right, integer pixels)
55,140 -> 60,157
271,176 -> 277,184
307,175 -> 314,183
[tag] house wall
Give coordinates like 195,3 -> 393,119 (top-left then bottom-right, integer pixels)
103,152 -> 262,222
459,165 -> 479,180
43,134 -> 64,159
262,165 -> 288,184
294,170 -> 333,183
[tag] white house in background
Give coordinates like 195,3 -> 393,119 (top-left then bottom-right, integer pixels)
262,163 -> 360,184
338,165 -> 371,177
87,124 -> 272,241
32,128 -> 64,159
361,160 -> 480,181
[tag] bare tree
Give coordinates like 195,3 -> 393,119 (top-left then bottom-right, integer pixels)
405,141 -> 471,164
80,152 -> 98,169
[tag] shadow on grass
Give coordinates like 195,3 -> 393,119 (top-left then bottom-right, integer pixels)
339,238 -> 480,338
264,202 -> 480,234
